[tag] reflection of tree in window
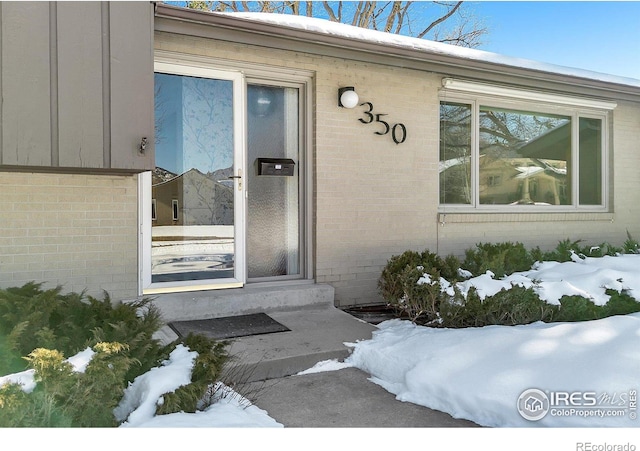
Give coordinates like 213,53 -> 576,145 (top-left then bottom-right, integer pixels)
439,102 -> 472,204
479,107 -> 571,205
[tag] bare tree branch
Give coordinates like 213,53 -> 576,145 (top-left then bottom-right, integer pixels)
351,1 -> 364,26
186,1 -> 488,48
417,1 -> 462,39
322,1 -> 338,21
394,1 -> 412,34
384,1 -> 401,33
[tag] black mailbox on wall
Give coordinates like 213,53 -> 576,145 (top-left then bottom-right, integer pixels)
256,158 -> 296,176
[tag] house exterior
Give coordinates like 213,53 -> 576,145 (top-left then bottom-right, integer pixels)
1,2 -> 639,318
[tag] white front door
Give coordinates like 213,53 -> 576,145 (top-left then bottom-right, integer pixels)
141,64 -> 246,293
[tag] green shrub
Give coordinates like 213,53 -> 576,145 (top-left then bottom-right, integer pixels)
0,333 -> 24,376
378,250 -> 426,304
378,250 -> 460,302
378,250 -> 461,324
623,231 -> 640,254
156,333 -> 229,415
380,235 -> 640,329
604,290 -> 640,316
439,285 -> 557,328
462,242 -> 535,278
436,287 -> 484,328
552,291 -> 640,323
534,238 -> 587,262
0,282 -> 231,427
394,266 -> 444,324
0,283 -> 163,381
531,235 -> 639,263
553,296 -> 603,322
0,381 -> 73,427
0,343 -> 135,427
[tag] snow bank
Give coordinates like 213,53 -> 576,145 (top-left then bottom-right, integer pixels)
346,314 -> 640,427
113,344 -> 282,428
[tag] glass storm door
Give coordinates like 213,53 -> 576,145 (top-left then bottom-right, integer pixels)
148,65 -> 245,290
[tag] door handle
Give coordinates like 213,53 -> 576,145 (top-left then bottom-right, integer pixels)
228,170 -> 242,190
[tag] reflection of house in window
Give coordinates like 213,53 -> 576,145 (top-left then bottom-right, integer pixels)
476,158 -> 568,205
151,167 -> 234,226
559,181 -> 568,200
487,175 -> 502,187
529,178 -> 539,197
152,199 -> 157,221
172,199 -> 179,221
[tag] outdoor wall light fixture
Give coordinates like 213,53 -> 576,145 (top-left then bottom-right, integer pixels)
338,87 -> 359,108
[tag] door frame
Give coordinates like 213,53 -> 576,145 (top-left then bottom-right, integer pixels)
140,62 -> 247,294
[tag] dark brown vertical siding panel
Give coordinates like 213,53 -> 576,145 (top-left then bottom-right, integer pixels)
1,2 -> 51,166
102,2 -> 111,169
49,2 -> 58,167
109,2 -> 154,171
0,4 -> 3,165
57,2 -> 104,168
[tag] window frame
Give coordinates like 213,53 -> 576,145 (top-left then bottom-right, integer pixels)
438,84 -> 611,213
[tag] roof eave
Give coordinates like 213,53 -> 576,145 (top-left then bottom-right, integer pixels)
153,3 -> 640,103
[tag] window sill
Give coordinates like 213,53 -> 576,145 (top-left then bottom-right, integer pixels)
437,211 -> 614,224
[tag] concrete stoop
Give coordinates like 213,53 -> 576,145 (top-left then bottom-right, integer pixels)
222,306 -> 377,382
151,283 -> 378,383
149,283 -> 336,322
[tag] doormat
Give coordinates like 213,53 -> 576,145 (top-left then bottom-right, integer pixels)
168,313 -> 290,340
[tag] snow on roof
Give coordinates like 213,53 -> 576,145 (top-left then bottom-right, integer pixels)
223,12 -> 640,88
515,166 -> 545,178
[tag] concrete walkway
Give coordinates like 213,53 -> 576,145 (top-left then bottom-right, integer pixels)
238,366 -> 479,427
223,306 -> 478,427
156,304 -> 479,427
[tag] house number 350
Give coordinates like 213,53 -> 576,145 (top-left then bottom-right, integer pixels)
358,102 -> 407,144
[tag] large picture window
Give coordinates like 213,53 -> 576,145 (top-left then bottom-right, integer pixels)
439,89 -> 609,210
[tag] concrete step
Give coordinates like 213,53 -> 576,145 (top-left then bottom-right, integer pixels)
222,306 -> 377,382
154,304 -> 377,383
149,283 -> 335,322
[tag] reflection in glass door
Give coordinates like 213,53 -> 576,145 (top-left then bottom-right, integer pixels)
151,68 -> 244,286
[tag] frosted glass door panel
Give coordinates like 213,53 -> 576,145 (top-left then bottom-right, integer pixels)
247,85 -> 300,279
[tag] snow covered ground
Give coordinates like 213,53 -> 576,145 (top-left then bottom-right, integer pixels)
3,253 -> 640,448
344,314 -> 640,428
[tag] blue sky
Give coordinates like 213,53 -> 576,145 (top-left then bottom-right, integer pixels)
469,1 -> 640,80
